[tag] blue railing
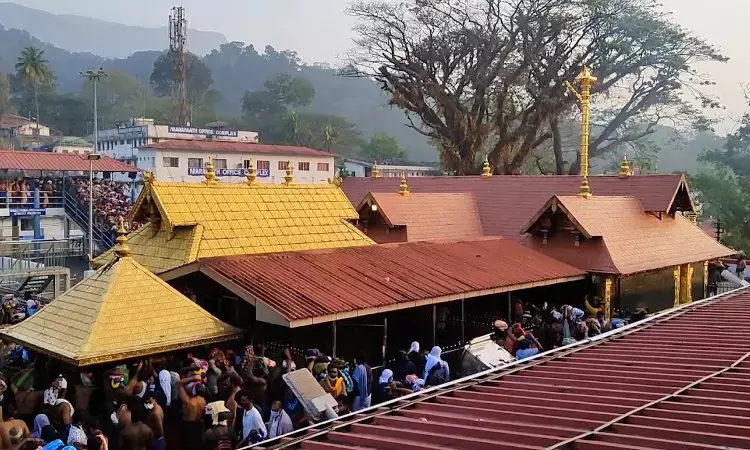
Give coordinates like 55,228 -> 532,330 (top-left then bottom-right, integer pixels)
62,190 -> 115,254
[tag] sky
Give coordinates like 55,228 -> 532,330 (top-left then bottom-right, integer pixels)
5,0 -> 749,132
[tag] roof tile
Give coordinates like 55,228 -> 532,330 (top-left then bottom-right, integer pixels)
0,150 -> 139,172
144,140 -> 338,158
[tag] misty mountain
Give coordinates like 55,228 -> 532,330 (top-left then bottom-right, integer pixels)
0,2 -> 227,58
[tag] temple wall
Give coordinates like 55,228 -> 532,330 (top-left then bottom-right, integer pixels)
691,261 -> 707,301
619,267 -> 677,313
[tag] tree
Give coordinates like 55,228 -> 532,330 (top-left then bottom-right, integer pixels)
360,133 -> 407,162
0,73 -> 11,118
691,113 -> 750,252
241,74 -> 315,122
150,51 -> 214,113
14,46 -> 52,128
346,0 -> 725,174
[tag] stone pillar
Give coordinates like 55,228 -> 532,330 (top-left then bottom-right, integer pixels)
673,267 -> 680,308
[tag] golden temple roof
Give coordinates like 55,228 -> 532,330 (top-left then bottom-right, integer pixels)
93,179 -> 374,274
0,235 -> 241,366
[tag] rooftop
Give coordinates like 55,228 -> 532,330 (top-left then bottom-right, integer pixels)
521,195 -> 733,274
358,192 -> 484,242
263,286 -> 750,450
0,226 -> 241,366
143,140 -> 339,158
93,176 -> 374,274
0,150 -> 138,173
167,239 -> 585,328
341,174 -> 693,240
0,114 -> 34,128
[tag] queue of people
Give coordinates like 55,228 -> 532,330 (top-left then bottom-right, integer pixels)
0,179 -> 64,209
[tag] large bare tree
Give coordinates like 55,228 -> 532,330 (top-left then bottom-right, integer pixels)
346,0 -> 725,174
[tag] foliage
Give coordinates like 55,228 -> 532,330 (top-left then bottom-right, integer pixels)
346,0 -> 725,174
13,46 -> 53,125
149,51 -> 214,108
360,133 -> 407,162
691,114 -> 750,252
0,73 -> 11,117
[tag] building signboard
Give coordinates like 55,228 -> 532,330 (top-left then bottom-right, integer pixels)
10,209 -> 46,217
187,168 -> 270,177
168,125 -> 239,138
117,126 -> 145,136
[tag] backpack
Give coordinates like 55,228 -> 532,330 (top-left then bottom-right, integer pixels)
425,362 -> 449,386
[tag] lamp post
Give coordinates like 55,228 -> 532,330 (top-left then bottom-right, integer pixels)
81,68 -> 107,269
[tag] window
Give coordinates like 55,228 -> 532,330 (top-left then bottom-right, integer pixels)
20,218 -> 33,231
278,161 -> 289,170
163,157 -> 179,168
188,158 -> 204,169
243,159 -> 253,169
298,162 -> 310,171
213,159 -> 227,169
317,162 -> 330,172
257,160 -> 270,171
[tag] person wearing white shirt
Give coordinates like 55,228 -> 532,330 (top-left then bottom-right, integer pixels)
237,392 -> 265,445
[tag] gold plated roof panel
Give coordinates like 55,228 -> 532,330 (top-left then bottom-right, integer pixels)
1,255 -> 241,366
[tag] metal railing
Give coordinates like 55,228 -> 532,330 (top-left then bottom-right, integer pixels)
62,190 -> 114,252
0,237 -> 84,274
0,193 -> 65,209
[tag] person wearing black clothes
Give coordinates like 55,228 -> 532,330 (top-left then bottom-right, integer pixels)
407,342 -> 425,378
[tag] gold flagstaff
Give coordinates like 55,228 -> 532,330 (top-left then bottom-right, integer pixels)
565,66 -> 597,199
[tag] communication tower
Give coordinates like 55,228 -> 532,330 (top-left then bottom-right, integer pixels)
168,6 -> 189,125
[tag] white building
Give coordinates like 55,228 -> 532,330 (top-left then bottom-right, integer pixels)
0,114 -> 51,138
95,117 -> 259,162
44,137 -> 93,155
344,159 -> 439,178
138,140 -> 336,184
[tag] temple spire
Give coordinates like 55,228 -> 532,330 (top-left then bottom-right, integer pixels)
283,161 -> 294,185
246,158 -> 258,186
113,217 -> 131,258
398,172 -> 410,196
204,157 -> 218,185
618,154 -> 631,178
371,161 -> 380,179
566,65 -> 597,199
481,154 -> 492,179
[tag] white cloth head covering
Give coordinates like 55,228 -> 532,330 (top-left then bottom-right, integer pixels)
409,341 -> 419,353
378,369 -> 393,384
424,346 -> 443,379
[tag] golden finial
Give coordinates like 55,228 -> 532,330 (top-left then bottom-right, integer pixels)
113,217 -> 131,258
685,212 -> 698,225
567,65 -> 597,199
246,158 -> 257,186
481,154 -> 492,179
204,157 -> 218,185
283,161 -> 294,185
371,161 -> 381,179
398,172 -> 410,196
143,171 -> 155,184
618,154 -> 631,178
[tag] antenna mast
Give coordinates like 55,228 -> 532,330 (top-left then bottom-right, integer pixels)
168,6 -> 189,125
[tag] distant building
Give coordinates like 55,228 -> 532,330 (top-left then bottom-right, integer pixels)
40,136 -> 93,155
344,158 -> 439,178
95,117 -> 260,163
0,114 -> 51,138
137,140 -> 337,184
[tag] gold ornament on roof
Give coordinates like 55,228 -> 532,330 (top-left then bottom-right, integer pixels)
565,65 -> 597,199
284,161 -> 294,185
246,158 -> 258,186
143,171 -> 155,184
113,217 -> 131,258
481,154 -> 492,179
618,154 -> 631,178
204,158 -> 218,185
398,172 -> 410,196
371,161 -> 381,179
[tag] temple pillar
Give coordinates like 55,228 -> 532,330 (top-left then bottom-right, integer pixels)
679,263 -> 692,305
703,261 -> 709,298
673,267 -> 680,308
597,275 -> 614,321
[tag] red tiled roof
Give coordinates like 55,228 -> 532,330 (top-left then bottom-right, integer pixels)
341,174 -> 688,239
265,287 -> 750,450
0,114 -> 33,128
521,196 -> 733,274
360,192 -> 484,242
0,150 -> 139,172
197,239 -> 585,327
144,140 -> 339,158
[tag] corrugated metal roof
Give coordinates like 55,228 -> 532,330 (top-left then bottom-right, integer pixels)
0,150 -> 138,172
521,196 -> 734,274
255,287 -> 750,450
199,239 -> 585,327
341,174 -> 688,240
144,140 -> 339,158
359,193 -> 484,242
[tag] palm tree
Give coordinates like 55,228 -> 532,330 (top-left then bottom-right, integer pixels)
14,46 -> 51,130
